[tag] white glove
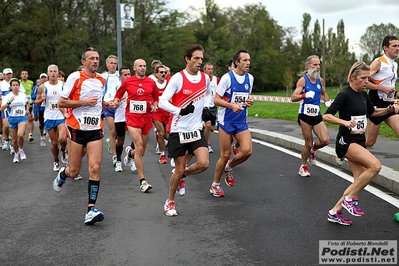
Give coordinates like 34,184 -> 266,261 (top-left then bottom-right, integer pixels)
305,91 -> 315,99
325,101 -> 332,107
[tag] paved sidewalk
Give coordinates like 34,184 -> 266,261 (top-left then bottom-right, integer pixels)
247,117 -> 399,195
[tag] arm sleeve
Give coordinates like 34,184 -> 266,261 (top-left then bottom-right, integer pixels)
324,91 -> 344,116
216,73 -> 231,97
61,72 -> 78,99
203,75 -> 211,108
159,74 -> 183,115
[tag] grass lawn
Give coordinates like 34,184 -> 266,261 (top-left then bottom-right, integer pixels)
248,100 -> 399,141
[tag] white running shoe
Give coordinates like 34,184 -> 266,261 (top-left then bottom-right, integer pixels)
208,145 -> 213,153
10,146 -> 15,155
61,151 -> 68,164
53,161 -> 60,172
19,149 -> 27,160
336,156 -> 345,166
2,140 -> 9,150
112,155 -> 117,167
115,161 -> 123,172
40,139 -> 46,147
155,143 -> 160,154
74,174 -> 83,181
53,167 -> 66,192
123,146 -> 133,167
177,177 -> 187,196
84,207 -> 104,225
105,138 -> 112,154
130,160 -> 137,171
308,150 -> 316,166
298,165 -> 311,177
140,180 -> 152,192
13,152 -> 19,163
164,199 -> 178,217
170,158 -> 175,168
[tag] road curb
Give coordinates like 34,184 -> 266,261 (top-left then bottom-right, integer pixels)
250,128 -> 399,195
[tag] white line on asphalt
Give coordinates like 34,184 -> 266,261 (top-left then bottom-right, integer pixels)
252,138 -> 399,208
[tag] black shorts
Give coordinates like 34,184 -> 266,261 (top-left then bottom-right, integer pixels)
202,108 -> 217,126
369,113 -> 396,125
115,121 -> 126,138
335,132 -> 365,159
168,130 -> 207,158
298,114 -> 323,126
67,126 -> 104,147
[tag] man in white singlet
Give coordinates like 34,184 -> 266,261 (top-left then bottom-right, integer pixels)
101,55 -> 121,170
159,44 -> 211,217
52,47 -> 111,225
202,63 -> 220,153
35,64 -> 68,172
152,65 -> 171,164
113,67 -> 131,172
366,35 -> 399,147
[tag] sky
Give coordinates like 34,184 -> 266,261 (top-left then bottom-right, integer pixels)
168,0 -> 399,57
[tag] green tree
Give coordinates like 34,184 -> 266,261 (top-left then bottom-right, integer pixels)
325,20 -> 355,89
226,3 -> 285,91
300,13 -> 313,59
191,0 -> 229,75
312,19 -> 322,56
359,23 -> 399,63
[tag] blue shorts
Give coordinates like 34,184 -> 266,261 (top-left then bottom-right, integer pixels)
218,122 -> 248,135
1,109 -> 9,120
44,119 -> 66,131
103,108 -> 116,117
34,105 -> 45,118
8,116 -> 28,129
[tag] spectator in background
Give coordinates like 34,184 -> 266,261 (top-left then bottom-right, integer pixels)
19,70 -> 35,142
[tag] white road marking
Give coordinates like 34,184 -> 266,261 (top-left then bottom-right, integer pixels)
252,138 -> 399,208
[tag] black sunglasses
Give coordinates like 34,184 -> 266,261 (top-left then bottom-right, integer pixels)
158,71 -> 166,74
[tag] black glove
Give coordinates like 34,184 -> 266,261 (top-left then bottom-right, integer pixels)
180,102 -> 195,116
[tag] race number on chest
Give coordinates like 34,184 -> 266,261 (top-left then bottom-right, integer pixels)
231,92 -> 248,105
129,100 -> 146,114
179,130 -> 201,144
81,112 -> 100,130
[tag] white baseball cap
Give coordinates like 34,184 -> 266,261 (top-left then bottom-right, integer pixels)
39,73 -> 48,78
3,68 -> 12,74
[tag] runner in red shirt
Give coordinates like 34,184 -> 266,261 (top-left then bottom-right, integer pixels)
114,59 -> 158,193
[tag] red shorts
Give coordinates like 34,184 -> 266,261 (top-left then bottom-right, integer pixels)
152,113 -> 170,124
126,114 -> 153,135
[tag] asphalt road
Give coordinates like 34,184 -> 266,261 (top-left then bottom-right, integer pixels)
0,130 -> 398,266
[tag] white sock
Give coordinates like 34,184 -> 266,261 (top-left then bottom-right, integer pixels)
329,209 -> 337,215
225,163 -> 232,171
345,196 -> 352,201
212,182 -> 220,186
